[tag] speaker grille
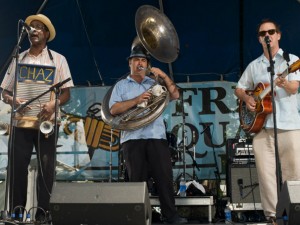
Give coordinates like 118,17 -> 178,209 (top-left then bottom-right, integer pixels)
277,181 -> 300,225
228,165 -> 261,204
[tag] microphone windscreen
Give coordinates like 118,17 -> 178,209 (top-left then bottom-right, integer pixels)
264,36 -> 270,43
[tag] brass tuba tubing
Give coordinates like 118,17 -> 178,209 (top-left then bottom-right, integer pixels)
100,5 -> 178,131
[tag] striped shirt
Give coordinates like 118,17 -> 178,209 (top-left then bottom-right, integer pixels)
1,47 -> 74,128
1,47 -> 73,91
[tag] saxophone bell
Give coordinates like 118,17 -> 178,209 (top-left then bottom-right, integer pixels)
40,121 -> 54,138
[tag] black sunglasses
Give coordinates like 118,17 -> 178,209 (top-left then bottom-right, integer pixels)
258,29 -> 276,37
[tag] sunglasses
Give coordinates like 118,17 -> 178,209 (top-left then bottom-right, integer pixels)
258,29 -> 276,37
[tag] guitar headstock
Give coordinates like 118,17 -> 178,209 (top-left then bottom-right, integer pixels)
289,59 -> 300,73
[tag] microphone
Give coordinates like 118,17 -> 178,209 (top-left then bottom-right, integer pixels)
237,178 -> 243,197
264,36 -> 270,44
20,20 -> 35,35
192,130 -> 196,145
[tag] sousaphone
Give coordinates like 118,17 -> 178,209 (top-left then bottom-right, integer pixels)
101,5 -> 179,130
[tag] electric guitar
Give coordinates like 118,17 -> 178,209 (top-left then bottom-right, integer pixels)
239,59 -> 300,134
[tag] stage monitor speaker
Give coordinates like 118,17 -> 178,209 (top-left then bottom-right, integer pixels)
227,164 -> 261,204
50,182 -> 152,225
276,180 -> 300,225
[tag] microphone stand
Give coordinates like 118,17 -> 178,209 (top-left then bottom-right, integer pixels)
204,125 -> 222,219
1,2 -> 49,221
188,132 -> 200,180
109,128 -> 113,182
179,89 -> 187,181
265,36 -> 282,198
206,126 -> 221,190
51,84 -> 61,192
2,24 -> 29,221
186,150 -> 200,180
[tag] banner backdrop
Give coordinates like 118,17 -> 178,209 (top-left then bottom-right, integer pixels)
0,81 -> 243,182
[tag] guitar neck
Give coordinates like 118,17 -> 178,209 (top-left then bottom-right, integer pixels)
259,67 -> 289,99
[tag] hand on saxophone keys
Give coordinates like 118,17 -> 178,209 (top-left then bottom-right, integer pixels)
38,100 -> 57,120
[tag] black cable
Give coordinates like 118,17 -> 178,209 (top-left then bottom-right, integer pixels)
75,0 -> 105,86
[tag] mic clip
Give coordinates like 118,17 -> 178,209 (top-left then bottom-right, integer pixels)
20,19 -> 34,35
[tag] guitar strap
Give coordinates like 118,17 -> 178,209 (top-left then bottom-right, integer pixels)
283,51 -> 290,66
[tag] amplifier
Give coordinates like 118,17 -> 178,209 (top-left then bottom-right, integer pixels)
227,164 -> 261,206
226,138 -> 254,165
226,139 -> 261,210
232,158 -> 255,165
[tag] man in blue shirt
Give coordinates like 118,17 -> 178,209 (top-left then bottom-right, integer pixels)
109,44 -> 187,224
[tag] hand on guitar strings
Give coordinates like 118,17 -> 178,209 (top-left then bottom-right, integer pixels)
244,95 -> 257,112
275,75 -> 287,88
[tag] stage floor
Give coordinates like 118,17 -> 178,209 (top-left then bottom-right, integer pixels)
152,222 -> 271,225
0,222 -> 274,225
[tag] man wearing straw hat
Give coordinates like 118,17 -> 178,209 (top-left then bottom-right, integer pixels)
1,14 -> 74,223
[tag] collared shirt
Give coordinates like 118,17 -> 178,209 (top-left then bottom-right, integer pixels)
237,48 -> 300,130
109,75 -> 166,144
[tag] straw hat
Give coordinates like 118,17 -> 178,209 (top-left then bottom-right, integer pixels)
25,14 -> 56,42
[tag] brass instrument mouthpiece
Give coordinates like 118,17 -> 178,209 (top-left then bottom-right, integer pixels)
137,66 -> 146,71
